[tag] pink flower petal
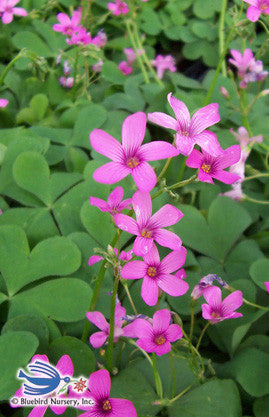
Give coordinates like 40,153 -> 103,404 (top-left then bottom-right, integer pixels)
198,169 -> 214,183
221,290 -> 243,315
28,407 -> 47,417
107,186 -> 124,207
203,286 -> 222,307
174,268 -> 186,279
195,131 -> 223,157
167,93 -> 190,130
154,229 -> 182,251
132,161 -> 157,192
2,11 -> 13,23
133,236 -> 153,256
31,355 -> 49,363
165,324 -> 183,342
186,149 -> 203,168
155,341 -> 171,356
228,312 -> 243,319
57,13 -> 70,24
50,404 -> 67,415
53,24 -> 65,32
123,321 -> 140,338
158,273 -> 189,296
90,129 -> 123,162
153,309 -> 171,333
93,162 -> 130,184
90,331 -> 108,348
56,355 -> 73,377
90,197 -> 109,212
137,338 -> 156,352
212,170 -> 241,184
201,304 -> 214,321
147,112 -> 178,131
217,145 -> 241,169
175,133 -> 195,155
88,255 -> 103,266
114,213 -> 139,235
141,276 -> 159,305
150,204 -> 183,228
71,10 -> 82,25
114,302 -> 126,326
121,261 -> 147,279
139,141 -> 179,161
190,103 -> 220,135
0,98 -> 9,108
132,190 -> 152,225
160,247 -> 187,273
86,311 -> 109,331
122,112 -> 146,153
109,398 -> 137,417
264,282 -> 269,293
131,318 -> 154,338
246,5 -> 261,21
88,369 -> 111,399
13,7 -> 28,16
143,243 -> 160,265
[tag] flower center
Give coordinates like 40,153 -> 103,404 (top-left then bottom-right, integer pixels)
147,266 -> 157,277
102,399 -> 112,411
126,156 -> 140,169
141,229 -> 152,238
201,163 -> 211,173
261,3 -> 268,11
155,335 -> 166,345
180,131 -> 189,137
211,311 -> 221,319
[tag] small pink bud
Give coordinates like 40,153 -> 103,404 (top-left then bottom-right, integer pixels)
220,86 -> 229,98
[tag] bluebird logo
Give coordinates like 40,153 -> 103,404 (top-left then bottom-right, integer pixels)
17,361 -> 71,396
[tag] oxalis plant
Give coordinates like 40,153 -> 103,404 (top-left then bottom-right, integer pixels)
0,0 -> 268,417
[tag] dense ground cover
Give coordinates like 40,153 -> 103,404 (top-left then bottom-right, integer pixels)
0,1 -> 268,416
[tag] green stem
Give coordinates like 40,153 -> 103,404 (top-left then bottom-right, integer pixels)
169,351 -> 176,398
219,0 -> 228,76
157,157 -> 173,182
126,338 -> 153,365
196,322 -> 210,351
169,382 -> 196,404
106,268 -> 121,372
243,173 -> 269,181
152,353 -> 163,399
177,156 -> 187,182
189,305 -> 195,342
258,19 -> 269,34
126,20 -> 149,84
0,49 -> 26,88
167,174 -> 197,191
204,25 -> 235,105
81,233 -> 118,343
72,47 -> 80,102
123,282 -> 137,314
240,89 -> 252,135
243,194 -> 269,205
242,297 -> 269,311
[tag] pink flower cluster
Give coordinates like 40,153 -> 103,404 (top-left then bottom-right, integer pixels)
118,48 -> 143,75
108,0 -> 148,16
0,98 -> 8,107
151,55 -> 176,79
0,0 -> 27,24
229,49 -> 268,89
222,127 -> 263,201
53,9 -> 107,47
243,0 -> 269,22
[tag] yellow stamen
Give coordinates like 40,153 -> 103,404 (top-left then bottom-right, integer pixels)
147,266 -> 157,277
211,311 -> 221,318
201,163 -> 211,173
141,229 -> 152,238
155,335 -> 166,345
126,157 -> 139,168
103,400 -> 112,411
180,131 -> 189,137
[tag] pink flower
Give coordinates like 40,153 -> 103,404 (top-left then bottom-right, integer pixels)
86,302 -> 128,348
243,0 -> 269,22
91,29 -> 107,48
53,9 -> 82,36
201,286 -> 243,324
264,282 -> 269,293
125,309 -> 183,356
59,76 -> 74,88
88,248 -> 133,266
191,274 -> 228,300
121,244 -> 188,306
240,59 -> 268,88
92,60 -> 103,72
63,60 -> 72,76
151,55 -> 176,79
90,112 -> 179,192
108,0 -> 129,15
118,61 -> 133,75
90,186 -> 131,216
67,27 -> 92,45
0,0 -> 27,24
230,126 -> 263,148
186,145 -> 241,184
229,49 -> 254,77
0,98 -> 8,107
148,93 -> 222,156
75,369 -> 137,417
12,355 -> 74,417
114,190 -> 183,256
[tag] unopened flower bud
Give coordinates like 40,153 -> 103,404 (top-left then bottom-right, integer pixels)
220,86 -> 229,99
